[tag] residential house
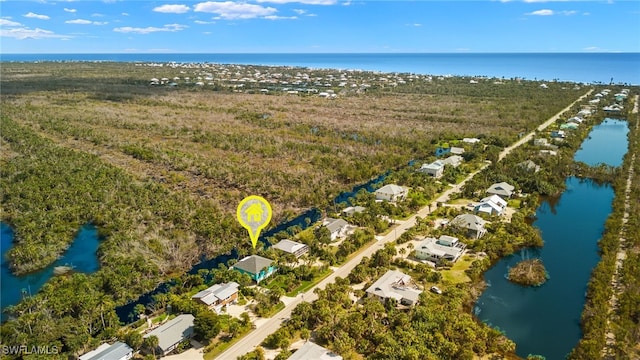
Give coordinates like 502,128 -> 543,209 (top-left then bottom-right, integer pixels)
442,155 -> 464,168
539,149 -> 558,156
322,218 -> 351,241
418,160 -> 445,178
143,314 -> 195,356
462,137 -> 481,144
517,160 -> 540,173
450,147 -> 465,155
603,104 -> 624,112
272,239 -> 309,258
191,282 -> 240,313
486,182 -> 515,198
577,109 -> 593,118
375,184 -> 408,202
533,138 -> 549,147
365,270 -> 422,306
560,123 -> 579,130
415,236 -> 465,263
232,255 -> 276,283
551,130 -> 565,139
567,117 -> 584,124
450,214 -> 488,239
80,342 -> 133,360
474,195 -> 508,216
342,206 -> 366,216
288,341 -> 343,360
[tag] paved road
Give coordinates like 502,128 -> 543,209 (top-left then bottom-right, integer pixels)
215,89 -> 593,359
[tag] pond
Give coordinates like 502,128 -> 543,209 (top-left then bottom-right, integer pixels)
474,118 -> 629,358
1,223 -> 102,321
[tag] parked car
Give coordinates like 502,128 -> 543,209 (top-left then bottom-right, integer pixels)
430,286 -> 443,294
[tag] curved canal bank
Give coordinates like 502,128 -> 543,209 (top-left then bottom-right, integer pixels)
474,118 -> 630,359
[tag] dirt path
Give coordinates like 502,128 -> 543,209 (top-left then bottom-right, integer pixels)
602,94 -> 638,359
215,90 -> 594,359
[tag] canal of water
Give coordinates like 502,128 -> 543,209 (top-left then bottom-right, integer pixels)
474,118 -> 629,359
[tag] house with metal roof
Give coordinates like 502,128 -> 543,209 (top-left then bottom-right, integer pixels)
474,195 -> 508,216
322,218 -> 351,241
486,181 -> 515,198
374,184 -> 408,202
231,255 -> 276,283
191,282 -> 240,313
272,239 -> 309,258
418,160 -> 445,178
288,341 -> 342,360
365,270 -> 422,306
342,206 -> 366,216
450,214 -> 487,239
80,342 -> 133,360
415,236 -> 465,263
143,314 -> 194,356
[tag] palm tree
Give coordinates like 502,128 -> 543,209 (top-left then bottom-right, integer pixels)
143,335 -> 159,358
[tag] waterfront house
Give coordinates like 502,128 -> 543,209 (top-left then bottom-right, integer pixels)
322,218 -> 351,241
418,160 -> 445,178
365,270 -> 422,306
143,314 -> 195,356
486,182 -> 515,198
272,239 -> 309,258
567,117 -> 584,124
375,184 -> 408,202
560,123 -> 579,130
232,255 -> 276,283
288,341 -> 343,360
415,236 -> 465,263
551,130 -> 566,139
474,195 -> 508,216
80,342 -> 133,360
450,214 -> 487,239
342,206 -> 366,216
191,282 -> 240,313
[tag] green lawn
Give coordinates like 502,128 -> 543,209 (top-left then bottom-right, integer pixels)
285,268 -> 333,297
441,255 -> 474,284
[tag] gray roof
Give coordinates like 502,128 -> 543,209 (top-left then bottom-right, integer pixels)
420,160 -> 445,171
192,282 -> 239,306
288,341 -> 343,360
273,239 -> 308,254
323,218 -> 349,234
342,206 -> 366,215
80,342 -> 133,360
233,255 -> 274,274
375,184 -> 406,195
365,270 -> 422,304
450,214 -> 486,231
486,182 -> 514,197
144,314 -> 194,353
416,237 -> 464,260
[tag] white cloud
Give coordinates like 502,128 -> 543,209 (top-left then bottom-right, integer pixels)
153,4 -> 191,14
583,46 -> 601,52
113,23 -> 187,34
64,8 -> 76,13
122,12 -> 129,16
91,13 -> 104,17
527,9 -> 554,15
0,18 -> 23,27
66,19 -> 108,25
256,0 -> 336,4
23,12 -> 50,20
194,1 -> 277,19
194,20 -> 216,24
293,9 -> 306,14
1,27 -> 70,39
406,23 -> 422,27
263,15 -> 297,20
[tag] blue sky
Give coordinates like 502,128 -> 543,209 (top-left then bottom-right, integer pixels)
1,0 -> 639,53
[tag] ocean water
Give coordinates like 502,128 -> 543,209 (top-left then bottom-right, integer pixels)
1,53 -> 639,85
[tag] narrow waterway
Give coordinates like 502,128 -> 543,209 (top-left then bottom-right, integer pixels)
0,223 -> 101,320
474,118 -> 629,359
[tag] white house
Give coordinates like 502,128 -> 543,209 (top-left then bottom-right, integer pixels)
418,161 -> 445,178
474,194 -> 508,216
144,314 -> 195,356
462,138 -> 481,144
442,155 -> 464,168
342,206 -> 366,216
288,341 -> 342,360
375,184 -> 408,202
450,147 -> 465,155
80,342 -> 133,360
365,270 -> 422,306
415,236 -> 465,263
192,282 -> 240,313
322,218 -> 350,241
272,239 -> 309,258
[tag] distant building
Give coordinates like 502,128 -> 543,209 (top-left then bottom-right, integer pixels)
143,314 -> 195,356
191,282 -> 240,313
517,160 -> 540,173
232,255 -> 276,283
288,341 -> 342,360
80,342 -> 133,360
462,138 -> 481,144
474,195 -> 508,216
486,182 -> 515,198
442,155 -> 464,168
272,239 -> 309,258
450,147 -> 465,155
342,206 -> 366,216
322,218 -> 351,241
375,184 -> 408,202
365,270 -> 422,306
450,214 -> 487,239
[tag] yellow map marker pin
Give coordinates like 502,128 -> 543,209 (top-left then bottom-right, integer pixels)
237,195 -> 272,249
